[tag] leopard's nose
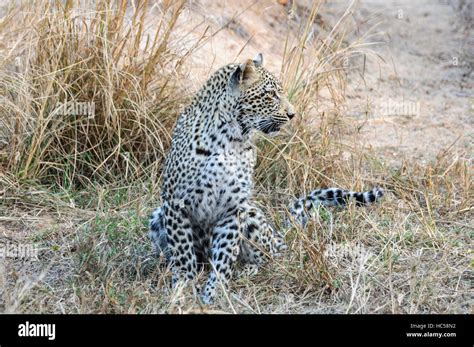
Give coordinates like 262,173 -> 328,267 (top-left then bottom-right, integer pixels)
286,104 -> 296,120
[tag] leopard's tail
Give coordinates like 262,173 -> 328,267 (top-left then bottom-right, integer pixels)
289,187 -> 384,226
149,207 -> 171,261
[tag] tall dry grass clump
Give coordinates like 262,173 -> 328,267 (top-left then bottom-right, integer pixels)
0,0 -> 194,189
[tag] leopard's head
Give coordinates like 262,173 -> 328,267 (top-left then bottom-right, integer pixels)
229,53 -> 295,135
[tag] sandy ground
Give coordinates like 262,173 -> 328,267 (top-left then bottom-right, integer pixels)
343,0 -> 473,163
177,0 -> 473,163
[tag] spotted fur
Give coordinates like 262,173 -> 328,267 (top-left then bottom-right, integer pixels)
289,187 -> 384,226
149,53 -> 382,304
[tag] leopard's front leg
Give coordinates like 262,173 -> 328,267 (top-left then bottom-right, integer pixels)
163,201 -> 198,287
201,214 -> 241,304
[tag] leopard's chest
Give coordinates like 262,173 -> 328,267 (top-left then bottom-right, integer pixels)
164,144 -> 253,224
191,147 -> 254,219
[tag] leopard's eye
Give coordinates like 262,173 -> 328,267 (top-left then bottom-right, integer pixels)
268,90 -> 278,99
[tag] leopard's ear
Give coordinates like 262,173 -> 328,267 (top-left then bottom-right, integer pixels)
230,60 -> 258,92
253,53 -> 263,67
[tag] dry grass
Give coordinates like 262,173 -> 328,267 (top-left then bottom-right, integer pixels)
0,0 -> 195,188
0,0 -> 472,314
